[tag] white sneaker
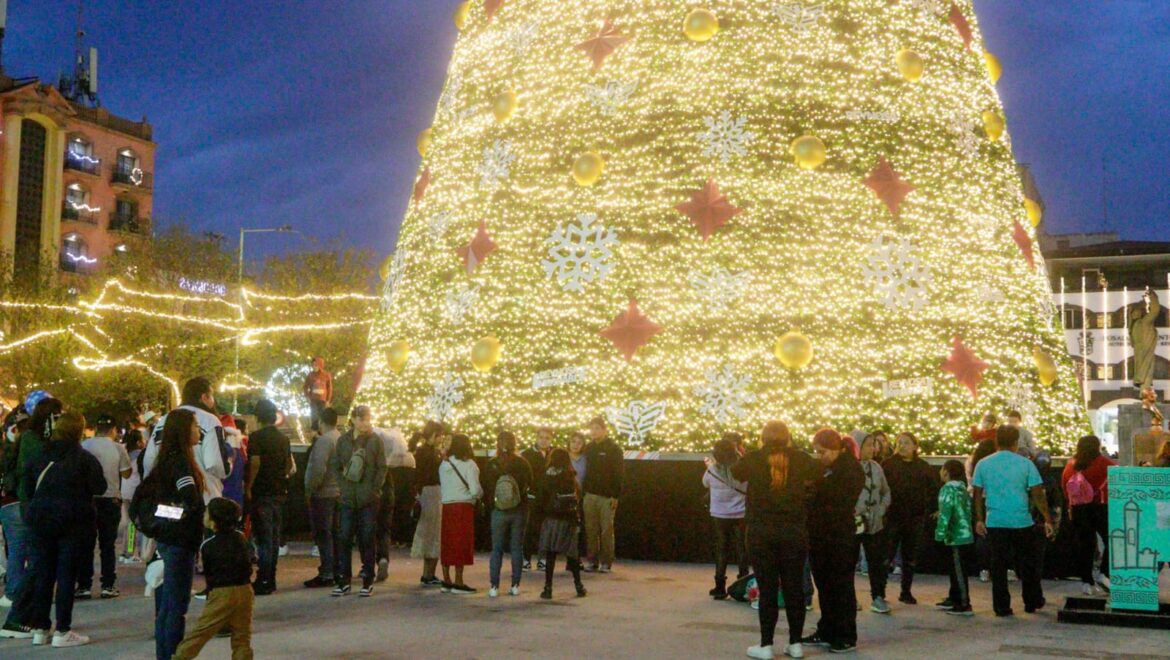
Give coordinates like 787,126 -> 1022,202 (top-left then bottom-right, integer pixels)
1098,575 -> 1111,590
32,629 -> 51,646
52,631 -> 90,648
1007,569 -> 1017,582
979,570 -> 990,583
784,643 -> 805,659
278,545 -> 289,557
489,587 -> 499,598
509,585 -> 520,596
747,644 -> 775,659
0,595 -> 12,607
310,545 -> 320,558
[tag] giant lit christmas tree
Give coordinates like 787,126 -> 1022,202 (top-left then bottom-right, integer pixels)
357,0 -> 1090,452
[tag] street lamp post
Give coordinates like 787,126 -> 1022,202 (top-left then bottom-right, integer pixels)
234,224 -> 295,413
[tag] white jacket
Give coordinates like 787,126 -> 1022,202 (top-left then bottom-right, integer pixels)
439,457 -> 482,504
377,427 -> 416,469
143,404 -> 229,503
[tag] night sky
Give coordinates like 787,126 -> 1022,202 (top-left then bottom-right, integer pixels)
7,1 -> 1169,263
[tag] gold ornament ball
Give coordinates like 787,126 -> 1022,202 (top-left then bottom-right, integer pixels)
378,254 -> 394,282
572,152 -> 605,186
774,331 -> 814,370
453,1 -> 471,30
683,9 -> 720,42
471,336 -> 502,372
1033,347 -> 1057,387
982,111 -> 1005,142
984,51 -> 1003,83
388,341 -> 411,373
789,135 -> 826,170
896,49 -> 925,82
417,128 -> 433,157
493,90 -> 518,122
1025,198 -> 1043,228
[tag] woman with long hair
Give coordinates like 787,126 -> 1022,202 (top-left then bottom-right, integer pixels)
141,409 -> 206,660
482,431 -> 533,597
1060,435 -> 1115,595
438,434 -> 482,594
880,432 -> 938,605
410,421 -> 446,586
703,434 -> 748,599
855,433 -> 891,614
731,421 -> 822,660
537,447 -> 586,599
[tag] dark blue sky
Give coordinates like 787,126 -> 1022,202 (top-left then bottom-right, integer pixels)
8,1 -> 1169,262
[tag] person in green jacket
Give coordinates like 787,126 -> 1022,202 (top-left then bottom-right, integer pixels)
935,460 -> 975,616
327,407 -> 388,597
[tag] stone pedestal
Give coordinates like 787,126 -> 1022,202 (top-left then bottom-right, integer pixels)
1119,402 -> 1170,466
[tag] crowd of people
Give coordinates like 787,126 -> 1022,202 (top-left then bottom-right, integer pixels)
0,374 -> 1167,659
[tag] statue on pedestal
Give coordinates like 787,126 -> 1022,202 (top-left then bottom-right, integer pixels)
1129,289 -> 1160,391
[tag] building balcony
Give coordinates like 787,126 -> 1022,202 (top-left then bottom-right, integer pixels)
109,213 -> 147,234
112,168 -> 153,191
59,253 -> 98,274
64,151 -> 102,176
61,203 -> 100,225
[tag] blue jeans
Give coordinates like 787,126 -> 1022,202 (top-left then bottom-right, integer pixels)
309,496 -> 339,580
29,528 -> 82,633
251,496 -> 284,588
490,508 -> 525,588
337,502 -> 378,586
0,502 -> 30,599
155,543 -> 196,660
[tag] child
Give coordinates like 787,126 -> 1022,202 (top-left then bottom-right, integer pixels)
537,448 -> 586,599
702,435 -> 748,599
934,460 -> 975,616
173,498 -> 255,659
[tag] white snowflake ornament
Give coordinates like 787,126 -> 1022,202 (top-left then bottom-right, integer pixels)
444,283 -> 479,325
380,249 -> 408,312
585,80 -> 638,116
478,139 -> 515,189
697,111 -> 755,163
861,235 -> 933,311
508,21 -> 539,58
542,213 -> 619,292
1005,380 -> 1038,429
688,267 -> 750,313
773,2 -> 824,33
694,365 -> 757,424
950,116 -> 981,158
905,0 -> 946,17
425,372 -> 464,422
606,401 -> 668,445
427,210 -> 454,241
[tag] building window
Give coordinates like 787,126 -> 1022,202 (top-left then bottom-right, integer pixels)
60,233 -> 95,273
65,136 -> 101,175
15,119 -> 47,278
112,198 -> 140,233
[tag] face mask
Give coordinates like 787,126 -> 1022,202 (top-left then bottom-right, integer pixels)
5,427 -> 16,443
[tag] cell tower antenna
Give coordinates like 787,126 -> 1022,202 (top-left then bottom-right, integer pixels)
60,0 -> 100,106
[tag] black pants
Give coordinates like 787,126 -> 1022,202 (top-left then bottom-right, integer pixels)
885,516 -> 924,595
1071,503 -> 1109,585
78,498 -> 121,590
747,521 -> 807,647
525,505 -> 545,562
947,544 -> 975,607
811,531 -> 859,647
390,467 -> 416,545
858,531 -> 887,600
375,471 -> 396,562
309,399 -> 325,432
988,527 -> 1044,614
30,528 -> 81,633
712,517 -> 748,582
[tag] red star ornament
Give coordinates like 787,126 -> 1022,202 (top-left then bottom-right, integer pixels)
863,157 -> 916,218
575,20 -> 630,70
949,4 -> 973,50
484,0 -> 503,21
1012,219 -> 1035,269
456,221 -> 498,274
675,179 -> 743,241
413,167 -> 431,204
599,299 -> 663,362
941,335 -> 989,400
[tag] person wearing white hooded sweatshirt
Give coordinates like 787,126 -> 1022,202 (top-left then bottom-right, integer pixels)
374,426 -> 414,582
142,378 -> 230,504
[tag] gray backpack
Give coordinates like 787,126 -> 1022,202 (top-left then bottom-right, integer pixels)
494,473 -> 521,511
344,435 -> 367,483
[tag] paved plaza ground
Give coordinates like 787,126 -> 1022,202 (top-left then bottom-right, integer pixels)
2,544 -> 1168,659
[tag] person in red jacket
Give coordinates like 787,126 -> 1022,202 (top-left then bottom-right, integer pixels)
302,358 -> 333,435
1060,435 -> 1116,595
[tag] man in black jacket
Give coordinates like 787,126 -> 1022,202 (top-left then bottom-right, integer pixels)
520,427 -> 553,569
880,432 -> 938,605
582,416 -> 624,573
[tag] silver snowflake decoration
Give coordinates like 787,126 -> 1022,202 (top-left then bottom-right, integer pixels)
975,285 -> 1005,304
1037,289 -> 1058,330
380,249 -> 408,312
425,372 -> 464,422
697,111 -> 755,163
861,235 -> 933,311
478,139 -> 515,189
688,267 -> 750,313
585,80 -> 639,116
949,116 -> 981,158
694,365 -> 757,424
427,210 -> 455,241
606,401 -> 668,445
542,213 -> 619,292
905,0 -> 946,17
444,283 -> 479,325
508,21 -> 539,58
1005,380 -> 1038,430
773,2 -> 824,32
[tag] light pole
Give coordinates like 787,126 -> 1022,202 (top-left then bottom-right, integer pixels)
234,224 -> 295,413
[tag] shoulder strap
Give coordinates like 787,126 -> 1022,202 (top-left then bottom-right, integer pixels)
706,467 -> 747,495
34,461 -> 56,493
447,459 -> 471,492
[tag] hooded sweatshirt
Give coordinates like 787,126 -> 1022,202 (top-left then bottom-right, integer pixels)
144,404 -> 230,503
24,440 -> 106,532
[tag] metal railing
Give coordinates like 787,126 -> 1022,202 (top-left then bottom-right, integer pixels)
109,213 -> 144,234
61,203 -> 99,225
64,151 -> 102,176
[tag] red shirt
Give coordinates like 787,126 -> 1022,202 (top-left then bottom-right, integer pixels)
1061,455 -> 1116,505
303,370 -> 333,403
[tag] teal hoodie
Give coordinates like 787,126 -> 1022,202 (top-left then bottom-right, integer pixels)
935,480 -> 974,546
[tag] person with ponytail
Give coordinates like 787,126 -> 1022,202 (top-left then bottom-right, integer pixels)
803,429 -> 865,655
1060,435 -> 1115,594
732,421 -> 821,660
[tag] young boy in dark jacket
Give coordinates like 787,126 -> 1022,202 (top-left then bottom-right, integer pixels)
173,498 -> 255,660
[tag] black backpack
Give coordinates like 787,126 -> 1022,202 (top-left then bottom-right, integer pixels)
0,433 -> 21,497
